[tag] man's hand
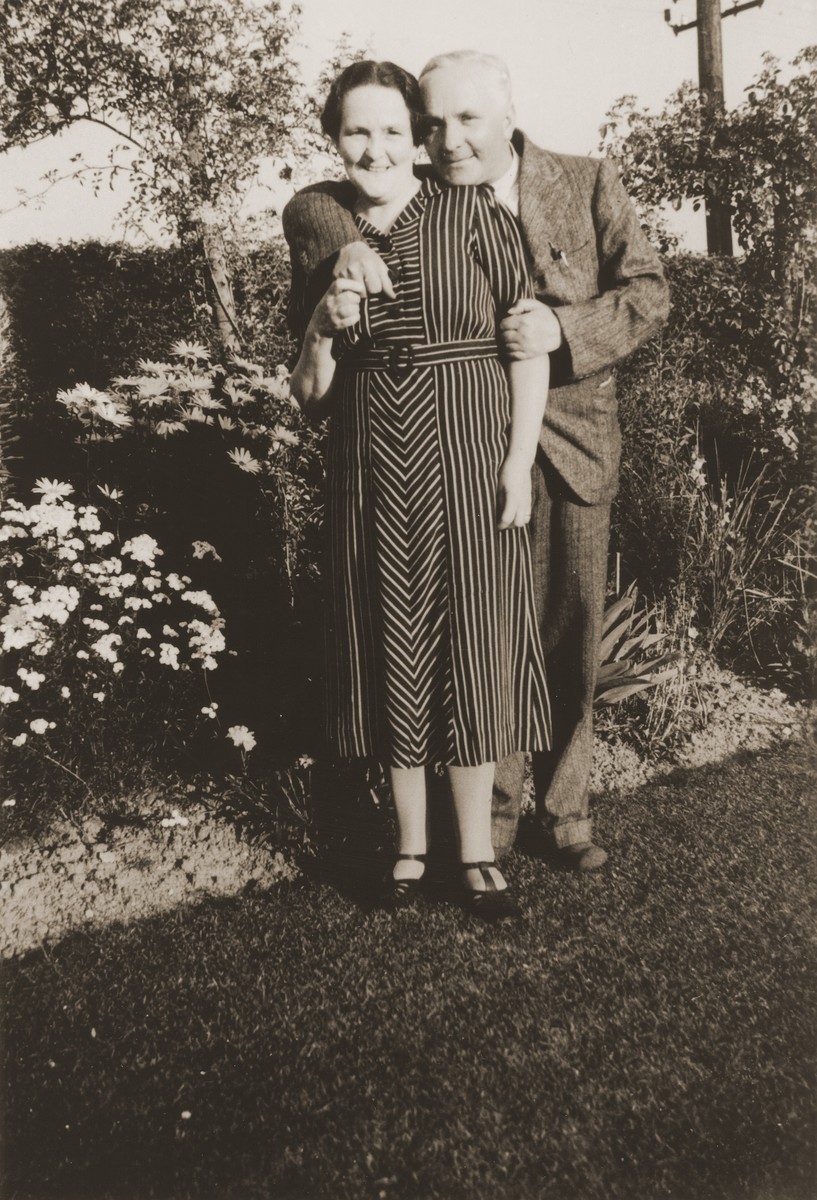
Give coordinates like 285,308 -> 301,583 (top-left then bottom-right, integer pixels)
500,298 -> 564,360
310,278 -> 367,337
497,456 -> 533,530
334,242 -> 396,300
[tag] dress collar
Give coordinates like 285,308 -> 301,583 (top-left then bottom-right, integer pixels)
353,175 -> 441,236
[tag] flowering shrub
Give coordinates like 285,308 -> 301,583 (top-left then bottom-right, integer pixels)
0,480 -> 233,789
54,340 -> 325,591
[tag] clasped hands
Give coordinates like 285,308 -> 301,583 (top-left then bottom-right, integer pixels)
309,242 -> 396,337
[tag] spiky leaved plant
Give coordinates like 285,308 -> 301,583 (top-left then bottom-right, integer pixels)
595,582 -> 679,707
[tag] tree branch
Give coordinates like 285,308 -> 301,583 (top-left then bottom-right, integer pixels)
75,114 -> 151,154
0,162 -> 141,216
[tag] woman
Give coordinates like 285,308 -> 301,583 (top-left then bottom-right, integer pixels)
289,61 -> 550,920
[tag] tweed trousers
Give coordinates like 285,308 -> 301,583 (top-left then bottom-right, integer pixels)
492,452 -> 612,854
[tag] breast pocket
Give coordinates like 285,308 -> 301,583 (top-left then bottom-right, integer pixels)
533,236 -> 596,305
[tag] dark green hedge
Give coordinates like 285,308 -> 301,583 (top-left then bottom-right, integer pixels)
0,239 -> 295,484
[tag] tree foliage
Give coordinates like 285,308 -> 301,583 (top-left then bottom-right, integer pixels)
601,46 -> 817,450
601,48 -> 817,332
1,0 -> 301,232
0,0 -> 303,349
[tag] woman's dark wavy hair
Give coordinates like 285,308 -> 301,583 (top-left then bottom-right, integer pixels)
320,60 -> 425,145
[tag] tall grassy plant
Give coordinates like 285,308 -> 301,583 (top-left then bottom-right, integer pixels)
595,583 -> 678,706
691,463 -> 797,662
0,292 -> 17,498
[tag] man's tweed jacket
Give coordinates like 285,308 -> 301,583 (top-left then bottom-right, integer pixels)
282,129 -> 670,505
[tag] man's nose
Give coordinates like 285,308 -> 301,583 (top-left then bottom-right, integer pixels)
442,121 -> 461,151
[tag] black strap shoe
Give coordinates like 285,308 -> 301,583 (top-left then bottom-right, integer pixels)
377,853 -> 427,910
461,861 -> 522,923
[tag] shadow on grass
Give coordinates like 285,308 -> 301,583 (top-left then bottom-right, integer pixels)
302,762 -> 469,908
3,741 -> 815,1200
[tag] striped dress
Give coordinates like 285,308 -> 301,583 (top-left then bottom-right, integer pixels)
325,177 -> 550,769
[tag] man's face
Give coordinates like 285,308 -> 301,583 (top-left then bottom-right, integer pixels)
421,62 -> 514,186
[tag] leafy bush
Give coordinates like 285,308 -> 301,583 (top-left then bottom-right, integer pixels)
0,243 -> 329,784
0,272 -> 329,819
612,255 -> 814,692
55,339 -> 324,590
0,240 -> 296,481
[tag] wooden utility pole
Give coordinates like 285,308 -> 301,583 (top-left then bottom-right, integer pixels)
696,0 -> 733,254
665,0 -> 765,256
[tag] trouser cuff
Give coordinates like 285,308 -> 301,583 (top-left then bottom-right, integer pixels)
550,818 -> 593,849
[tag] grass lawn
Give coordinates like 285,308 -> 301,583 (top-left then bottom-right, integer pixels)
3,740 -> 815,1200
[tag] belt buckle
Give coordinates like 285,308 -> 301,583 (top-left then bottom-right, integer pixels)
387,342 -> 415,381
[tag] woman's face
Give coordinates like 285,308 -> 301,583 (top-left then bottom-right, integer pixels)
336,84 -> 417,207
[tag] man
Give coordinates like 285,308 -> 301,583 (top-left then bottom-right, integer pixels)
283,50 -> 669,871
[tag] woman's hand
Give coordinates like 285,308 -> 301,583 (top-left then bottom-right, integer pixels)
291,279 -> 366,413
497,456 -> 533,530
334,242 -> 396,300
309,278 -> 367,337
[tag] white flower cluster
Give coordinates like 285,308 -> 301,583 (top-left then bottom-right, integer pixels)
56,383 -> 133,433
58,350 -> 301,484
121,534 -> 162,567
736,370 -> 811,456
185,616 -> 227,672
226,725 -> 256,752
1,487 -> 229,748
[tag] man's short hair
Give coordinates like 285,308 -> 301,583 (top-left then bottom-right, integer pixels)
419,50 -> 513,104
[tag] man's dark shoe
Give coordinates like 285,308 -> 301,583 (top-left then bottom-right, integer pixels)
554,841 -> 608,871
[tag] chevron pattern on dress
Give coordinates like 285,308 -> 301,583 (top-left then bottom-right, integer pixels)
368,366 -> 451,766
324,181 -> 551,767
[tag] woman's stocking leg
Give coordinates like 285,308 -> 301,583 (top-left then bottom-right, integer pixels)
389,765 -> 428,881
447,763 -> 507,891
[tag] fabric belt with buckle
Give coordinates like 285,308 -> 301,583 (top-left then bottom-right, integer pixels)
345,338 -> 499,380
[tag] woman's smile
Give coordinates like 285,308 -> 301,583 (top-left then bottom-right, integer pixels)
336,84 -> 418,208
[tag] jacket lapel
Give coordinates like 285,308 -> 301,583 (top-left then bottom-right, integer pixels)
514,130 -> 575,267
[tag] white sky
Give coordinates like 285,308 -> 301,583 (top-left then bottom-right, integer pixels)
0,0 -> 814,251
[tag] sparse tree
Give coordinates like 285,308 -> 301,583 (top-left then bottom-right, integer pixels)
601,47 -> 817,340
0,0 -> 304,352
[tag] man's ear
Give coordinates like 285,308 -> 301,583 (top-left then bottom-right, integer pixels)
503,105 -> 516,139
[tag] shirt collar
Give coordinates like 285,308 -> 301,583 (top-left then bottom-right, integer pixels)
490,143 -> 520,216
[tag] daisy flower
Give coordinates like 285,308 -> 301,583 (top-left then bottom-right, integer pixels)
227,448 -> 261,474
32,478 -> 74,502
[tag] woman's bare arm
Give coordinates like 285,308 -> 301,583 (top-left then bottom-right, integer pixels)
497,355 -> 550,530
289,278 -> 367,417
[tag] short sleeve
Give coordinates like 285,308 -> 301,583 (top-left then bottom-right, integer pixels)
470,185 -> 534,319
